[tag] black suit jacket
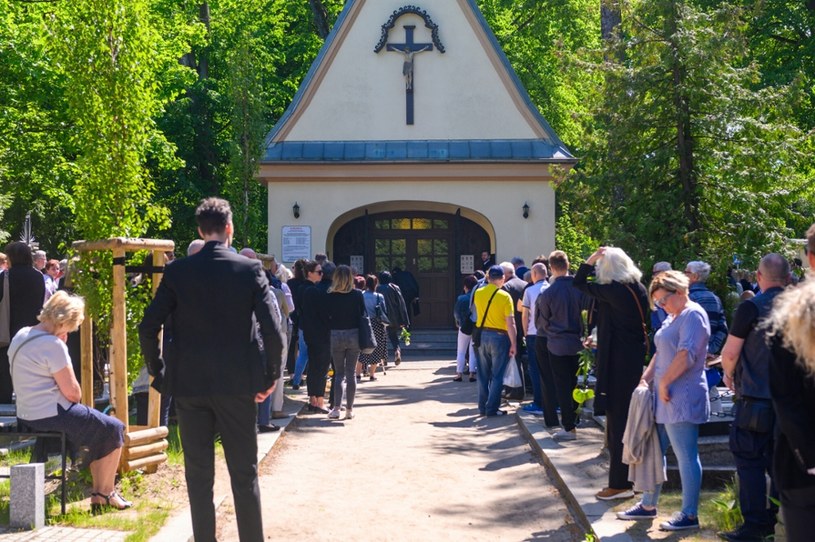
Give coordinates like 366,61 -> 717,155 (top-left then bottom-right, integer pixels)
138,241 -> 285,397
0,266 -> 46,336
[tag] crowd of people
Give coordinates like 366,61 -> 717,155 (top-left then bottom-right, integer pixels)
2,202 -> 814,541
457,227 -> 815,540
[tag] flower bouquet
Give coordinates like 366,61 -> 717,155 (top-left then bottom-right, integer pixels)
399,327 -> 411,346
573,310 -> 596,412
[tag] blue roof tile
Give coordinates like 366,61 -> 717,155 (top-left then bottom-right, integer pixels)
262,139 -> 575,163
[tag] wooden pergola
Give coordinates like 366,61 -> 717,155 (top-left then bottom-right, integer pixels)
72,237 -> 173,473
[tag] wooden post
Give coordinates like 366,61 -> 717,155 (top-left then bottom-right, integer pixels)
147,249 -> 164,430
80,315 -> 94,407
71,238 -> 175,474
110,248 -> 128,430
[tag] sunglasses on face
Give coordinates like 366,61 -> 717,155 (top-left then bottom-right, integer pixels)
654,292 -> 674,308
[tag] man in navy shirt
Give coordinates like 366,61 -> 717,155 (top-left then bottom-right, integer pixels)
719,254 -> 789,542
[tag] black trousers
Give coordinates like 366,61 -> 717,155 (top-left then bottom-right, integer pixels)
175,395 -> 263,542
305,341 -> 331,398
548,353 -> 580,432
286,322 -> 299,375
533,336 -> 560,427
0,347 -> 12,403
781,485 -> 815,542
605,403 -> 633,490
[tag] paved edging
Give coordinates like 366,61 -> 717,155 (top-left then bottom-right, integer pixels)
515,414 -> 594,537
516,412 -> 635,542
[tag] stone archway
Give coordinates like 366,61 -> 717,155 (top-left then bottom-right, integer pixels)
331,206 -> 491,329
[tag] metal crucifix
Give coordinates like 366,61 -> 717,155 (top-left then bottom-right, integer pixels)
386,25 -> 433,125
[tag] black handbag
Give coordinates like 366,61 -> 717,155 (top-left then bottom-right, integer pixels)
460,318 -> 475,336
472,288 -> 500,349
359,313 -> 377,354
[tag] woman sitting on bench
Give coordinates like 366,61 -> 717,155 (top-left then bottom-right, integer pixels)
8,291 -> 131,513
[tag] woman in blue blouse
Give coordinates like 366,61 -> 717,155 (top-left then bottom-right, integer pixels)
617,270 -> 710,531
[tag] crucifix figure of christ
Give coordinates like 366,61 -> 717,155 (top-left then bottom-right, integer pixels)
387,25 -> 433,125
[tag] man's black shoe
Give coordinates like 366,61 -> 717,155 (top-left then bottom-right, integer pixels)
257,424 -> 280,433
718,525 -> 774,542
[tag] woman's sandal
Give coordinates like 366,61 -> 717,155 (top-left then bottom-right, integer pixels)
90,491 -> 132,514
453,375 -> 463,382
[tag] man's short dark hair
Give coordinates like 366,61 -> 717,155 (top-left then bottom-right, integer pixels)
5,241 -> 33,267
195,198 -> 232,235
807,223 -> 815,254
321,260 -> 336,280
548,250 -> 569,272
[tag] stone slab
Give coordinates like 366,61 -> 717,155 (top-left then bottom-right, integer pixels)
10,463 -> 45,530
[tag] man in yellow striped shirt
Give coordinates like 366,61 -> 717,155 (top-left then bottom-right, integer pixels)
473,265 -> 517,416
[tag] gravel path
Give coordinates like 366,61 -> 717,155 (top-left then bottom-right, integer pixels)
218,359 -> 579,541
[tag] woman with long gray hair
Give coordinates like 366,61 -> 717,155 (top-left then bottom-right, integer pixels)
573,246 -> 650,501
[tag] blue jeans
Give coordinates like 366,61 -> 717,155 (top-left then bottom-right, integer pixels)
641,422 -> 702,517
476,331 -> 510,415
292,330 -> 308,386
525,336 -> 543,408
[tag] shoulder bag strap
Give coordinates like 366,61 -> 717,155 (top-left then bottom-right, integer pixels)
9,332 -> 52,375
623,283 -> 649,347
477,288 -> 501,329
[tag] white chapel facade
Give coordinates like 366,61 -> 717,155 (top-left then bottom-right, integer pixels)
259,0 -> 576,328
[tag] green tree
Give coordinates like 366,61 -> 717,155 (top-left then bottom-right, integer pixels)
0,0 -> 79,254
566,0 -> 814,275
49,0 -> 197,376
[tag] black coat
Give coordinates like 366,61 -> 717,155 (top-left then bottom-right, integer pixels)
138,241 -> 285,397
299,282 -> 330,344
2,266 -> 46,336
573,263 -> 649,412
770,338 -> 815,492
377,283 -> 409,328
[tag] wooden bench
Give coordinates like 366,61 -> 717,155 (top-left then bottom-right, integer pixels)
0,415 -> 68,515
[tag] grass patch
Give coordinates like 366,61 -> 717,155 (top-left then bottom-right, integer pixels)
611,481 -> 744,540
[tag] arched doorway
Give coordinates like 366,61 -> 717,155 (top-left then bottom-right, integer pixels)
333,210 -> 490,329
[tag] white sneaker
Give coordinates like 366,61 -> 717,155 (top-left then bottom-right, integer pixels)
553,429 -> 576,441
345,409 -> 355,420
327,408 -> 341,419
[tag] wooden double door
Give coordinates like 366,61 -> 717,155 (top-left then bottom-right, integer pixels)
332,211 -> 490,329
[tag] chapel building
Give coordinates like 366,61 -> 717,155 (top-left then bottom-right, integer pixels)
259,0 -> 576,328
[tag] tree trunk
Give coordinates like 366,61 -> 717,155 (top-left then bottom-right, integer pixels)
308,0 -> 330,39
666,1 -> 700,236
190,2 -> 217,195
601,0 -> 621,41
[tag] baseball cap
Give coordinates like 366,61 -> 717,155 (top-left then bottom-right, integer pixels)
488,265 -> 504,279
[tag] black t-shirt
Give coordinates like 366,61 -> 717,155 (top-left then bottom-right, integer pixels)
730,300 -> 759,339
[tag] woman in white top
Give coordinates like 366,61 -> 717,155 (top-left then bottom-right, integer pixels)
9,291 -> 130,513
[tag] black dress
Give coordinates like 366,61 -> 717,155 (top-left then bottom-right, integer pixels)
573,263 -> 649,490
769,338 -> 815,542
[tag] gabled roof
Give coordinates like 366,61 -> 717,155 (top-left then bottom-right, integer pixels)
261,0 -> 574,165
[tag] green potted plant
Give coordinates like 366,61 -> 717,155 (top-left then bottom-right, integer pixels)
573,310 -> 596,417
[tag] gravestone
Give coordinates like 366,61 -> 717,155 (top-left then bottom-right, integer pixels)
10,463 -> 45,529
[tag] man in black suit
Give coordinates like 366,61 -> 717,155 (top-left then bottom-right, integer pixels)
0,242 -> 46,403
139,198 -> 284,542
